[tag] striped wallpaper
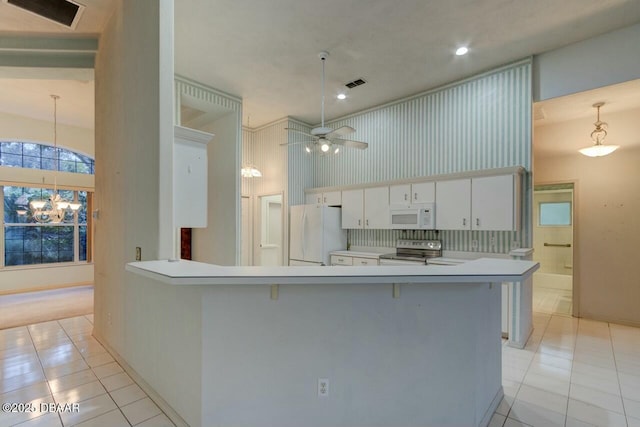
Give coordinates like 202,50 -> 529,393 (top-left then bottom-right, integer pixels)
291,59 -> 533,253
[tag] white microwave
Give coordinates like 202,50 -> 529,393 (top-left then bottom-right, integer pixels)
389,203 -> 436,230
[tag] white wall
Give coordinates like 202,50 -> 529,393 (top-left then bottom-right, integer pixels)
0,111 -> 94,157
94,0 -> 184,418
192,112 -> 239,265
533,23 -> 640,102
534,107 -> 640,325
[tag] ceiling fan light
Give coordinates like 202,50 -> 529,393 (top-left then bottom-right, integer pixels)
320,142 -> 330,152
305,146 -> 312,153
334,147 -> 340,154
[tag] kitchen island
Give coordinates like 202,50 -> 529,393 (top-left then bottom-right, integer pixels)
121,258 -> 538,427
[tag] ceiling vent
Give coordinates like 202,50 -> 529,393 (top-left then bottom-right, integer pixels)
345,78 -> 366,89
4,0 -> 85,29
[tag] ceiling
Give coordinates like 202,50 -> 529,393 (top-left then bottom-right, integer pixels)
1,0 -> 640,131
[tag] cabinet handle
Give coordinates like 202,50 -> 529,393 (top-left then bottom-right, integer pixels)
463,218 -> 466,226
358,219 -> 361,226
404,193 -> 408,201
366,219 -> 369,226
338,258 -> 344,262
362,261 -> 368,265
414,192 -> 418,200
476,218 -> 480,226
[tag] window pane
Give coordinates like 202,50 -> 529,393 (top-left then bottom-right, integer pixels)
5,225 -> 74,266
1,142 -> 22,155
22,143 -> 41,157
79,226 -> 87,261
22,156 -> 41,170
539,202 -> 571,226
77,192 -> 88,224
1,153 -> 23,167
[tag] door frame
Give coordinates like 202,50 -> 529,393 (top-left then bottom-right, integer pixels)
254,191 -> 285,266
533,180 -> 579,317
241,195 -> 252,266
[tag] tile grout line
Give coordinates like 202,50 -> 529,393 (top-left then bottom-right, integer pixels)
24,320 -> 63,427
609,321 -> 631,422
56,317 -> 132,427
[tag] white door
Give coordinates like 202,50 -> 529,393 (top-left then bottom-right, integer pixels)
341,189 -> 364,229
303,205 -> 324,263
364,186 -> 390,229
289,204 -> 305,262
435,179 -> 471,230
241,196 -> 251,266
472,175 -> 515,231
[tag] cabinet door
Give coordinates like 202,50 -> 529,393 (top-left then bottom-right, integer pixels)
472,175 -> 515,231
389,184 -> 411,205
364,186 -> 390,229
323,191 -> 342,206
411,182 -> 435,203
353,257 -> 378,266
341,189 -> 364,229
435,179 -> 471,230
305,192 -> 322,205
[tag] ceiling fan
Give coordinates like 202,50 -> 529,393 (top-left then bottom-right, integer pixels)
283,51 -> 368,154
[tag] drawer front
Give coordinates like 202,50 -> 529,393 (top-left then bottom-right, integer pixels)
352,257 -> 378,266
331,255 -> 353,266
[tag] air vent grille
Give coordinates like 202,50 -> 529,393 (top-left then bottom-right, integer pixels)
345,78 -> 366,89
6,0 -> 85,29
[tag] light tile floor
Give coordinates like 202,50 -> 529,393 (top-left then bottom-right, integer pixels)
493,313 -> 640,427
3,313 -> 640,426
1,315 -> 175,427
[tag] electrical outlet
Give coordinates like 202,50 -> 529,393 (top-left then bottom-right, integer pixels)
489,236 -> 497,247
318,378 -> 329,397
135,247 -> 141,261
107,312 -> 112,326
471,240 -> 479,250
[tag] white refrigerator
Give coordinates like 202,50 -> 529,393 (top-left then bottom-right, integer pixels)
289,204 -> 347,266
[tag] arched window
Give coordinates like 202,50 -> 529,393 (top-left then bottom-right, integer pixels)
1,141 -> 93,267
0,141 -> 94,174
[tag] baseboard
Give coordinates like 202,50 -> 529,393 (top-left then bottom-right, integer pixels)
479,386 -> 504,427
92,332 -> 190,427
574,313 -> 640,329
0,281 -> 93,296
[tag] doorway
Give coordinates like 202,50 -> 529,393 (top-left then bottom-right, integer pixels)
256,193 -> 283,266
532,184 -> 574,315
241,196 -> 252,266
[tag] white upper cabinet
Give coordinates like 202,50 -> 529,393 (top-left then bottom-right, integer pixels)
390,182 -> 435,205
306,191 -> 341,206
435,175 -> 520,231
341,186 -> 390,229
471,175 -> 519,231
364,186 -> 390,229
341,189 -> 364,229
435,179 -> 471,230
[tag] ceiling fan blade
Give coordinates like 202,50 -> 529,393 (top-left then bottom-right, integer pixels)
326,126 -> 355,138
279,140 -> 315,147
285,127 -> 314,137
331,138 -> 368,150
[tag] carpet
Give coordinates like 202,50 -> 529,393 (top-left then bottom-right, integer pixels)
0,285 -> 93,330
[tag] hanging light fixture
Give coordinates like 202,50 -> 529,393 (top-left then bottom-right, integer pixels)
241,165 -> 262,178
579,102 -> 619,157
17,95 -> 81,223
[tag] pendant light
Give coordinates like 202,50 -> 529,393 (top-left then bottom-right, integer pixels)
579,102 -> 619,157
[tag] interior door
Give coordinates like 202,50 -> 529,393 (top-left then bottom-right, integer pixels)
289,204 -> 305,262
258,194 -> 283,266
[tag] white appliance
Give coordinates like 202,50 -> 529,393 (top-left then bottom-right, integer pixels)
378,239 -> 442,265
289,204 -> 347,266
389,203 -> 435,229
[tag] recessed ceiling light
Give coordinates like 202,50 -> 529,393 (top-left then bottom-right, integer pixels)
455,46 -> 469,56
337,93 -> 346,100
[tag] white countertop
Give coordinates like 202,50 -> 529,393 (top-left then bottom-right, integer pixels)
126,258 -> 539,286
330,250 -> 384,258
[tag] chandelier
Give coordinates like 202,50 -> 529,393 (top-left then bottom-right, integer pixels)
578,102 -> 620,157
17,95 -> 81,223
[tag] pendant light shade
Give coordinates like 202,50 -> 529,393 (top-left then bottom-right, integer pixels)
579,102 -> 619,157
